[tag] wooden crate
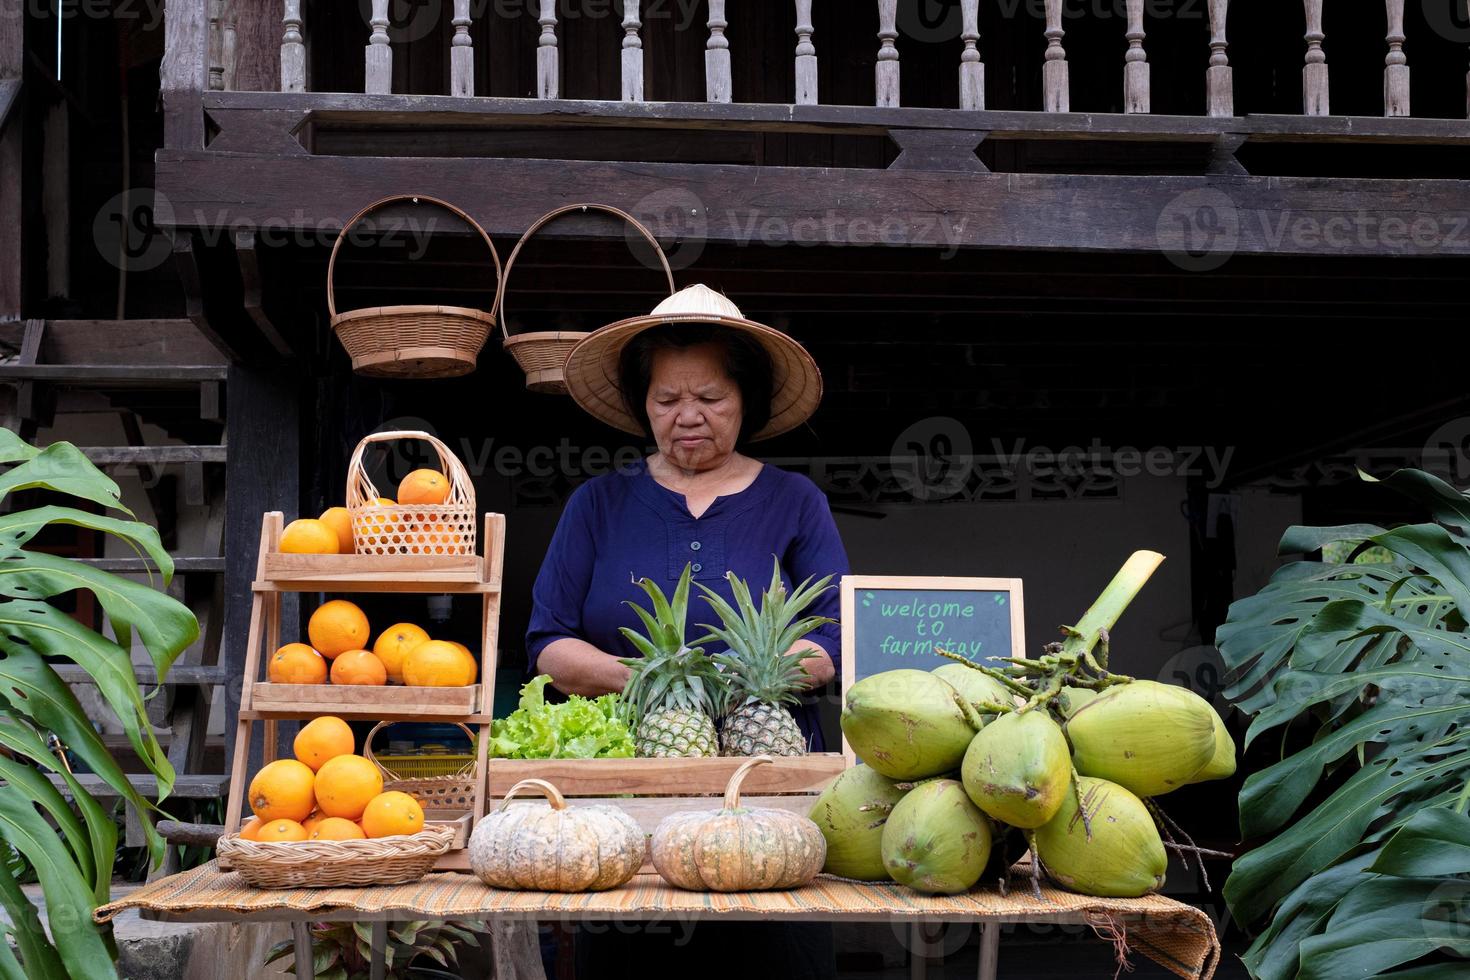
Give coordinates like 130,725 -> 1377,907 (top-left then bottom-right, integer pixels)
222,510 -> 504,871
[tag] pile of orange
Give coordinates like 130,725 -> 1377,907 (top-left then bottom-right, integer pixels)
264,600 -> 478,688
238,716 -> 427,843
277,469 -> 465,556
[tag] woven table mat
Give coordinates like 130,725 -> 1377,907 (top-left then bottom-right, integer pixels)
97,863 -> 1218,979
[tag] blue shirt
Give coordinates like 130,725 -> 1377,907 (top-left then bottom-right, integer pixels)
526,459 -> 849,750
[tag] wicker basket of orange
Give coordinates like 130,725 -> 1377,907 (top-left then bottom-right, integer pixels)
346,430 -> 475,557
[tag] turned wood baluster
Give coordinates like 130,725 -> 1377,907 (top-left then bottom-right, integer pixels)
794,0 -> 817,106
959,0 -> 984,110
1206,0 -> 1232,117
365,0 -> 392,95
538,0 -> 559,99
281,0 -> 306,93
1043,0 -> 1069,112
222,2 -> 237,91
1124,0 -> 1149,113
208,0 -> 223,91
622,0 -> 644,102
876,0 -> 900,108
706,0 -> 731,103
1384,0 -> 1409,116
1302,0 -> 1328,115
450,0 -> 473,97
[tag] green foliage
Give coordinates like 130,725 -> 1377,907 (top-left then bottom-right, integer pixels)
488,675 -> 634,759
0,429 -> 198,978
265,919 -> 490,980
1218,468 -> 1470,979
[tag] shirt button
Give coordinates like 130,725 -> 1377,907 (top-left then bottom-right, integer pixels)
691,563 -> 703,573
690,541 -> 702,551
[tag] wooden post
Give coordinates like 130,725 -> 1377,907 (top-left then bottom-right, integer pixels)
1302,0 -> 1328,116
451,0 -> 474,98
1124,0 -> 1149,113
365,0 -> 392,95
1207,0 -> 1232,117
1043,0 -> 1069,112
706,0 -> 731,103
959,0 -> 983,110
876,0 -> 900,108
0,0 -> 20,320
794,0 -> 817,106
622,0 -> 644,102
1384,0 -> 1409,116
208,0 -> 224,91
162,0 -> 208,148
281,0 -> 306,93
537,0 -> 559,99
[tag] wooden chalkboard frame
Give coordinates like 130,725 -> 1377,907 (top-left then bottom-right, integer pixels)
839,575 -> 1026,765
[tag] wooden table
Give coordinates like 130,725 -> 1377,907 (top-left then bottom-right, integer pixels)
95,864 -> 1220,980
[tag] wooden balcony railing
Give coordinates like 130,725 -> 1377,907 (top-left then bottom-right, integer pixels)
193,1 -> 1470,122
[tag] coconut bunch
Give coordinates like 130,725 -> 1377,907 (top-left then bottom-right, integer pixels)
827,551 -> 1237,900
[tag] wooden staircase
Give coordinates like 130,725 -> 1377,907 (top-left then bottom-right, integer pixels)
0,319 -> 232,863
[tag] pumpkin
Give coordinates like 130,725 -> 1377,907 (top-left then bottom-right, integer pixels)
468,778 -> 646,892
651,756 -> 827,892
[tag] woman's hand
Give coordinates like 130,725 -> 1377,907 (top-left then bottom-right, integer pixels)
537,638 -> 634,697
794,642 -> 835,689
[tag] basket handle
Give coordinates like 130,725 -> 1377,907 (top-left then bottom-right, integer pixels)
345,429 -> 475,511
365,720 -> 478,782
327,194 -> 505,320
494,203 -> 676,340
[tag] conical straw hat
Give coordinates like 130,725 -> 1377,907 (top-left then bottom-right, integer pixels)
562,284 -> 823,441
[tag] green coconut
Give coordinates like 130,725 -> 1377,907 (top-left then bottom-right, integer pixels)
808,765 -> 909,881
1065,680 -> 1216,798
841,669 -> 977,780
880,779 -> 992,895
961,709 -> 1071,829
932,663 -> 1014,724
1055,685 -> 1100,719
1034,776 -> 1167,898
1186,708 -> 1237,784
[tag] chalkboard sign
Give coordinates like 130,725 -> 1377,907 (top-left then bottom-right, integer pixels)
840,576 -> 1026,688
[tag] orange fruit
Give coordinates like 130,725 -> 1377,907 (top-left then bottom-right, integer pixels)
249,759 -> 316,822
257,819 -> 309,843
398,469 -> 450,506
402,640 -> 477,687
267,643 -> 328,685
318,506 -> 354,554
372,623 -> 430,684
313,754 -> 384,820
239,817 -> 263,841
310,817 -> 367,841
301,811 -> 325,836
330,649 -> 388,686
294,716 -> 355,771
360,791 -> 425,839
279,518 -> 340,555
308,600 -> 370,659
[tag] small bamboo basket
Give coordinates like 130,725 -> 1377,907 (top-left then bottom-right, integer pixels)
328,195 -> 504,379
346,430 -> 476,556
216,825 -> 456,889
367,721 -> 478,811
497,203 -> 676,394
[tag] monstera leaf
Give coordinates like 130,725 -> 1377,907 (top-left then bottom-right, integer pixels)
0,429 -> 198,978
1218,468 -> 1470,979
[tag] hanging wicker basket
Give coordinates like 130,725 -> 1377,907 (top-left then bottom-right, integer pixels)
346,430 -> 476,557
366,720 -> 478,812
497,203 -> 675,394
328,195 -> 504,379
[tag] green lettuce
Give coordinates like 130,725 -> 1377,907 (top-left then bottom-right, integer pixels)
489,675 -> 635,759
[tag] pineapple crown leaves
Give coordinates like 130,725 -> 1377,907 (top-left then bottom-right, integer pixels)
696,558 -> 837,710
618,564 -> 729,721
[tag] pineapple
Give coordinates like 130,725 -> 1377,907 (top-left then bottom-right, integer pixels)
698,560 -> 836,757
619,564 -> 726,758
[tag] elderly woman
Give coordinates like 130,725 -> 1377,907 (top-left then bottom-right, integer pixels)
525,285 -> 847,980
527,284 -> 847,750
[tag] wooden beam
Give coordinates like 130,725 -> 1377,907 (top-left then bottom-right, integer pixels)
0,14 -> 21,322
155,149 -> 1470,259
172,234 -> 244,362
234,231 -> 293,355
162,0 -> 209,148
228,0 -> 282,92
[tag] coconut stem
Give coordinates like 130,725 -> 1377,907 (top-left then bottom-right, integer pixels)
936,648 -> 1033,696
1026,834 -> 1045,902
1061,551 -> 1165,660
1070,767 -> 1093,841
